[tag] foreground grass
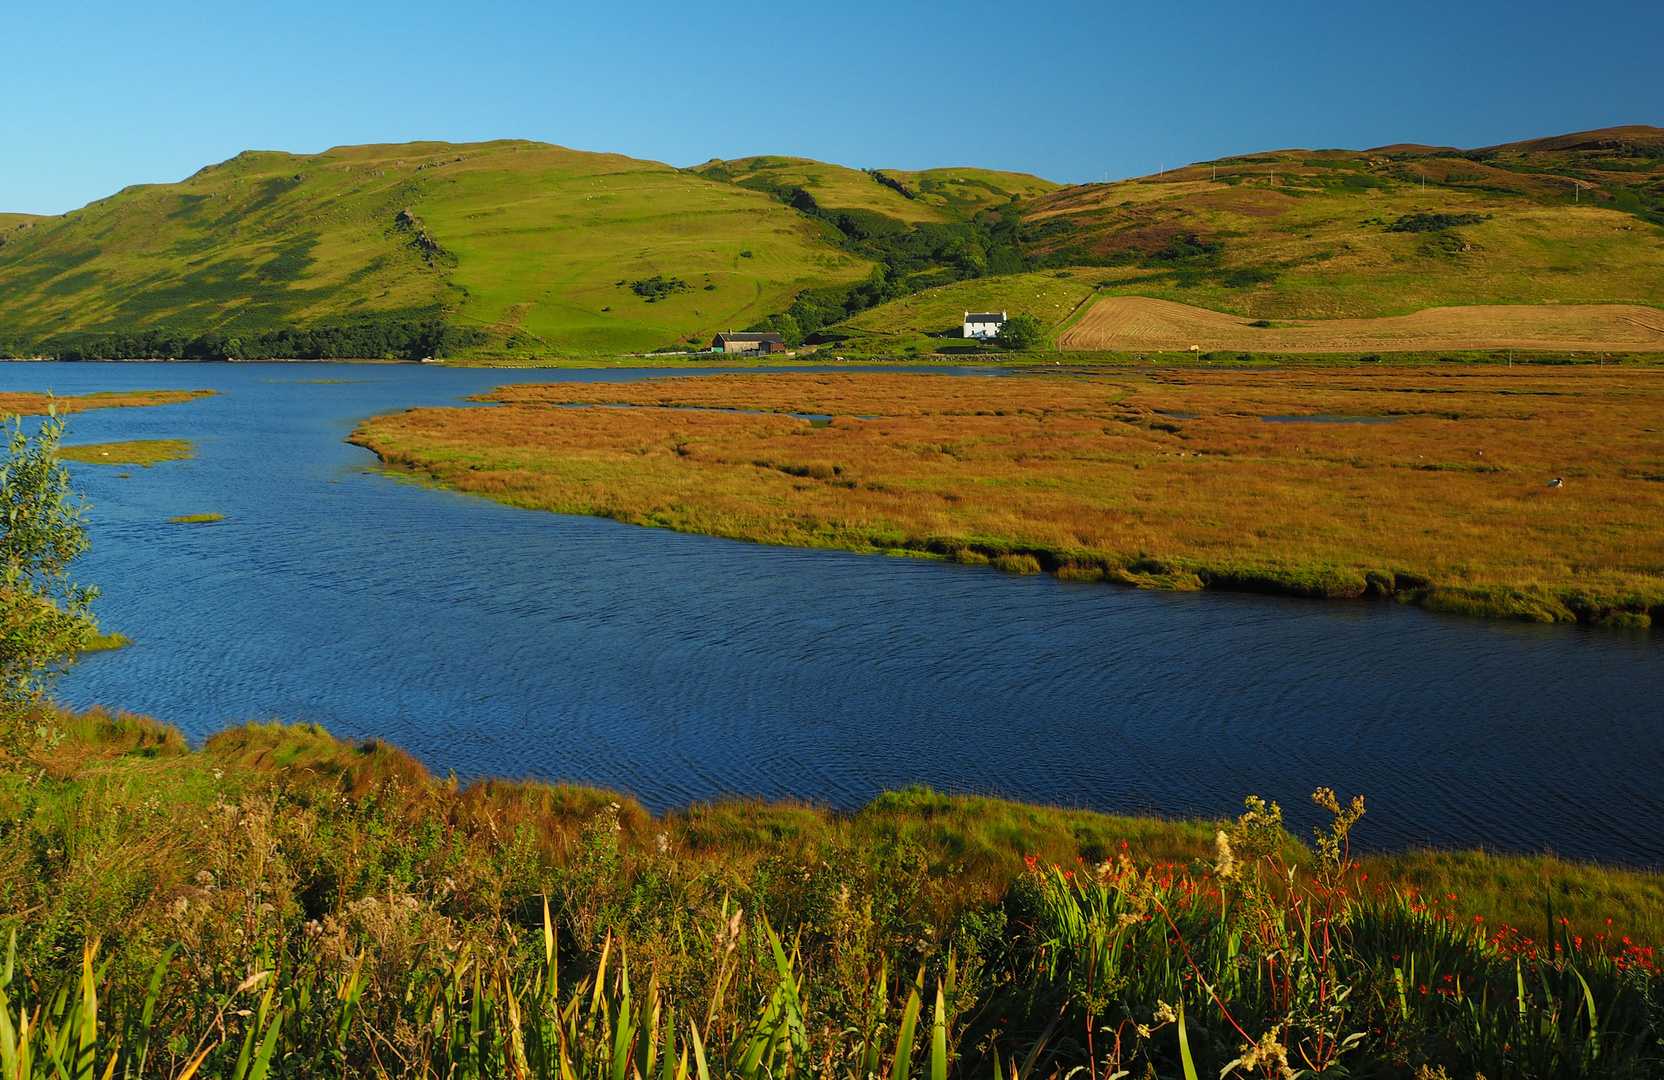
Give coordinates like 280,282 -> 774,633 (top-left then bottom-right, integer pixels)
352,369 -> 1664,625
2,709 -> 1660,1077
59,438 -> 195,466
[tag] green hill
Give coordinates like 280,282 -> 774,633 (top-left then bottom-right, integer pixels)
0,141 -> 873,358
691,157 -> 1061,224
2,128 -> 1659,359
832,127 -> 1664,349
694,156 -> 952,223
0,141 -> 1061,360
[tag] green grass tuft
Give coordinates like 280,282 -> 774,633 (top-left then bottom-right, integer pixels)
61,439 -> 195,466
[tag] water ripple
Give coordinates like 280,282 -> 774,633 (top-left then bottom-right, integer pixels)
2,362 -> 1659,863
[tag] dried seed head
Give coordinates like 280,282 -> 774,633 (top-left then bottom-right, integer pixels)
1213,829 -> 1238,880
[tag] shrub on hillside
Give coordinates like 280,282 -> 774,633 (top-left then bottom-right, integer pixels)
1145,232 -> 1224,264
1386,212 -> 1485,233
628,275 -> 690,302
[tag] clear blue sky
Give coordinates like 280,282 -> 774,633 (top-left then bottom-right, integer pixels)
4,0 -> 1660,216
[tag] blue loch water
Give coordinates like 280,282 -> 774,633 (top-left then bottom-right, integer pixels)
4,361 -> 1660,863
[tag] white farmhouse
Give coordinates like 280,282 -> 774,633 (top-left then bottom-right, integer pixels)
963,312 -> 1007,340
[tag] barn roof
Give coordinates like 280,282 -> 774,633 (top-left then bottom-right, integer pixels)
713,331 -> 785,342
964,312 -> 1007,322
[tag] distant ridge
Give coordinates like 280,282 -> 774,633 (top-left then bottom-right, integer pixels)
0,127 -> 1659,359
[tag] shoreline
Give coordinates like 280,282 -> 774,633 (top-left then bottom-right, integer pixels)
25,703 -> 1664,908
352,370 -> 1664,629
5,347 -> 1663,370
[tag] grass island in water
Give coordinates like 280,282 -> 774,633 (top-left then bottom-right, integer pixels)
353,367 -> 1664,626
60,438 -> 196,467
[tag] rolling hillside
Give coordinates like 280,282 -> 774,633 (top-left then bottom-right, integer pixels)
842,126 -> 1664,349
0,141 -> 873,358
1,127 -> 1659,359
691,157 -> 1060,224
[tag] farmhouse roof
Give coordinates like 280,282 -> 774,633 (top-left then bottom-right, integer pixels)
714,331 -> 785,342
964,312 -> 1007,322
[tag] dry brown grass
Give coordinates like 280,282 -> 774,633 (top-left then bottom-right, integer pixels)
0,388 -> 215,415
1059,296 -> 1664,352
352,369 -> 1664,623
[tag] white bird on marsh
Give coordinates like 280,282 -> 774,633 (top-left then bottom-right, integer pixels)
1548,477 -> 1564,488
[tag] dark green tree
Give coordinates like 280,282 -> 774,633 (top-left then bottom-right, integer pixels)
995,313 -> 1046,351
745,312 -> 804,346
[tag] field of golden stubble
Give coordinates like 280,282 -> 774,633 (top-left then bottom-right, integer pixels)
351,368 -> 1664,624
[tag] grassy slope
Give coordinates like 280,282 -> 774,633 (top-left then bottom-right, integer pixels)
0,144 -> 444,337
0,213 -> 45,233
4,128 -> 1658,358
417,147 -> 871,353
841,270 -> 1097,339
1024,133 -> 1664,320
694,156 -> 955,222
842,128 -> 1664,345
692,159 -> 1061,223
0,141 -> 871,355
884,166 -> 1063,216
353,370 -> 1664,625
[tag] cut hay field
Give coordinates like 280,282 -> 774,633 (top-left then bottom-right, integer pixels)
353,369 -> 1664,625
1059,296 -> 1664,353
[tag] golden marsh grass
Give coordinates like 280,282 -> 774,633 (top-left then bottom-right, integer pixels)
352,369 -> 1664,624
0,388 -> 215,415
